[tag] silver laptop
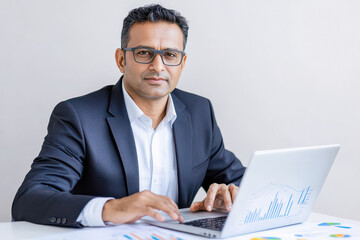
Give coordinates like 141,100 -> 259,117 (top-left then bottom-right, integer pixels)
142,145 -> 340,238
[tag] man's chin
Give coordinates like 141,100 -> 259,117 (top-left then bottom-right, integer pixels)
143,93 -> 170,100
140,87 -> 172,100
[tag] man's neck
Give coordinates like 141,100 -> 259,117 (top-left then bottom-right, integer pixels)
136,97 -> 168,130
124,87 -> 168,129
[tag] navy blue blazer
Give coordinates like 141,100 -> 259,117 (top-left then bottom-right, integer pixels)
12,79 -> 245,227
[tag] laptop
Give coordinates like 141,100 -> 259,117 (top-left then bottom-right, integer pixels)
142,144 -> 340,238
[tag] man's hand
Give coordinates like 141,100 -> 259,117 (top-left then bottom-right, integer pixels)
102,190 -> 184,224
190,183 -> 238,212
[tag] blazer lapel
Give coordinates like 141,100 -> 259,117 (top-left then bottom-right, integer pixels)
172,94 -> 193,208
106,79 -> 139,195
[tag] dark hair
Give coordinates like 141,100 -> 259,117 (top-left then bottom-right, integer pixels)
121,4 -> 189,50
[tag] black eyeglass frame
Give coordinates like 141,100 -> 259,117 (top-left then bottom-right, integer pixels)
122,47 -> 186,66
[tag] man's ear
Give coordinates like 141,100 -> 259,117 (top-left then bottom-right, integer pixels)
180,54 -> 187,71
115,48 -> 125,73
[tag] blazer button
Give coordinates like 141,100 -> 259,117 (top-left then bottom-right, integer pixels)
56,218 -> 62,224
49,217 -> 56,223
61,218 -> 67,224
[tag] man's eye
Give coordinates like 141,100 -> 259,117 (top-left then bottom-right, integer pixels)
164,51 -> 177,58
135,49 -> 153,56
137,50 -> 151,55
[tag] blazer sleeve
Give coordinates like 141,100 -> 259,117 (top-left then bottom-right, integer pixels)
12,101 -> 95,227
201,100 -> 246,191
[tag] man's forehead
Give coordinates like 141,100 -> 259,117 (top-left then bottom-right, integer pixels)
127,21 -> 184,50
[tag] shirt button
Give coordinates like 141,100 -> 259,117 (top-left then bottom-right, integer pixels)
49,217 -> 56,223
62,218 -> 67,224
56,218 -> 62,224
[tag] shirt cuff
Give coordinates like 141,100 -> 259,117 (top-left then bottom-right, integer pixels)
76,197 -> 114,227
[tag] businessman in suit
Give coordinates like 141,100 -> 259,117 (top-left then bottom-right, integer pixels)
12,4 -> 245,227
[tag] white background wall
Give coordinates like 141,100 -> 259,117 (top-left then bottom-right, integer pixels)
1,0 -> 359,222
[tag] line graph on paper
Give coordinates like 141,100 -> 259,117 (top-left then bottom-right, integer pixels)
241,183 -> 313,224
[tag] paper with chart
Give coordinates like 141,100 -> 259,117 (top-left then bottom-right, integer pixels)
28,217 -> 360,240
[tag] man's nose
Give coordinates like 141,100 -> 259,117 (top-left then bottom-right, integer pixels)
149,54 -> 165,72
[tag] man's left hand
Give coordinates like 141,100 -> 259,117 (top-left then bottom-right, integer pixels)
190,183 -> 238,212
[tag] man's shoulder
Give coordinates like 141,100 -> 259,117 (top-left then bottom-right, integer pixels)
171,88 -> 210,106
56,84 -> 115,115
69,85 -> 113,103
67,83 -> 114,103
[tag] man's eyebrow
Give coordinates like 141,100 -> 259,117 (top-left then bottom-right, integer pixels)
131,45 -> 182,51
164,47 -> 182,51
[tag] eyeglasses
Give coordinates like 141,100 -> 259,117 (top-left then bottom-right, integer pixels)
122,47 -> 186,66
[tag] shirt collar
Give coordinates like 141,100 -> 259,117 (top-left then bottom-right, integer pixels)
122,81 -> 177,126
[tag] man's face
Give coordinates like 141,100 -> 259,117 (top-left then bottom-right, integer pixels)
115,21 -> 187,102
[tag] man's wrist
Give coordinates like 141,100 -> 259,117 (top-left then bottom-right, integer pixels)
76,197 -> 114,227
102,199 -> 116,223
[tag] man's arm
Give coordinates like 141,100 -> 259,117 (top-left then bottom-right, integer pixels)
12,101 -> 97,227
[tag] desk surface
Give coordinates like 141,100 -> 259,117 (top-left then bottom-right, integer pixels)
1,212 -> 359,240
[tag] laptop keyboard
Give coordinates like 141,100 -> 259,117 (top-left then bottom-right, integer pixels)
183,216 -> 227,231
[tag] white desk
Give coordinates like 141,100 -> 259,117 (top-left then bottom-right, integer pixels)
1,212 -> 359,240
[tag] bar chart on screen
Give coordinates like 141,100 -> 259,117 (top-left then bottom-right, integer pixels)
242,183 -> 313,224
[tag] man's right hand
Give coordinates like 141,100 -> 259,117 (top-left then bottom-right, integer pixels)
102,190 -> 184,224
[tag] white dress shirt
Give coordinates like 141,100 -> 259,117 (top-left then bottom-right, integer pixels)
76,82 -> 178,226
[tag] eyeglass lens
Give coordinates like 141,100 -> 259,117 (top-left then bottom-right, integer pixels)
134,48 -> 182,65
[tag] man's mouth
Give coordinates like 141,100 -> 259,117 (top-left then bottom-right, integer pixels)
144,76 -> 167,81
144,76 -> 167,84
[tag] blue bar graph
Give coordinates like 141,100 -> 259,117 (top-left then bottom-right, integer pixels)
244,185 -> 311,224
301,186 -> 310,204
297,189 -> 304,204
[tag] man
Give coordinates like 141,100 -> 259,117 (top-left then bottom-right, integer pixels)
12,4 -> 245,227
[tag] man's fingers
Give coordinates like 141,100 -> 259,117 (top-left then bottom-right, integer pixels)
146,193 -> 182,221
219,185 -> 232,211
190,201 -> 206,212
165,195 -> 180,212
201,183 -> 239,212
204,183 -> 219,211
139,191 -> 182,222
228,184 -> 239,202
144,207 -> 166,222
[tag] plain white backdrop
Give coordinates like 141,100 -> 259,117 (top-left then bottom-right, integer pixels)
1,0 -> 359,222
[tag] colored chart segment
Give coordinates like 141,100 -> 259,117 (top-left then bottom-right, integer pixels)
113,228 -> 184,240
336,226 -> 352,229
319,222 -> 341,226
243,184 -> 312,224
130,233 -> 143,240
123,233 -> 184,240
330,234 -> 351,238
251,238 -> 281,240
319,222 -> 352,229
